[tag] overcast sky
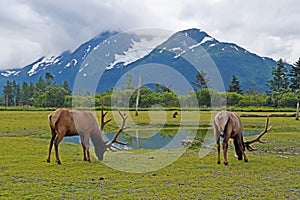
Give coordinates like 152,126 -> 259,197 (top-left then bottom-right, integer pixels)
0,0 -> 299,70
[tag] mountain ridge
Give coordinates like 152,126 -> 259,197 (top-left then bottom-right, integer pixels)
0,28 -> 291,94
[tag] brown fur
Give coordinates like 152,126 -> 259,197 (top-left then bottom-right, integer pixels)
47,108 -> 119,164
213,111 -> 271,165
213,111 -> 247,165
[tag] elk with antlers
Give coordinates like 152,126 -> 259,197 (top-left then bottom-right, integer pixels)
47,108 -> 127,164
213,111 -> 271,165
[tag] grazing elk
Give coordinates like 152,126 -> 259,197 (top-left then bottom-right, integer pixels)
47,108 -> 127,164
213,111 -> 271,165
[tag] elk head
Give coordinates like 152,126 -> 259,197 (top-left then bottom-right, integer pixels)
92,109 -> 128,161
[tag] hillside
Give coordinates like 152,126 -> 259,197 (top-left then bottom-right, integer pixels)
0,28 -> 291,94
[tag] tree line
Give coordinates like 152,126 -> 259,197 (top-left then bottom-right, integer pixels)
61,56 -> 300,109
1,72 -> 72,107
1,58 -> 300,109
222,58 -> 300,108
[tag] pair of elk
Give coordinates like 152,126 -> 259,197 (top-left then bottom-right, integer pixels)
47,108 -> 128,164
213,111 -> 271,165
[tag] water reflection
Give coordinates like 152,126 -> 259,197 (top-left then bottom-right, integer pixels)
62,128 -> 260,150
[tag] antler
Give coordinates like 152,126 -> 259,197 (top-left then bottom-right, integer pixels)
244,116 -> 272,151
101,106 -> 112,130
106,111 -> 128,150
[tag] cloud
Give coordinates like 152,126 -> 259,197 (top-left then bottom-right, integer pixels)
0,0 -> 299,69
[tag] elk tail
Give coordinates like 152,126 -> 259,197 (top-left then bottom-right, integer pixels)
48,112 -> 57,136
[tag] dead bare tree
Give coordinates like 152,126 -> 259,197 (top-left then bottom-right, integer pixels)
47,108 -> 127,164
135,74 -> 142,116
213,111 -> 271,165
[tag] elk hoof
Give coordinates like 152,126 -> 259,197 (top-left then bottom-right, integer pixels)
244,159 -> 248,162
56,160 -> 62,165
223,162 -> 228,165
46,159 -> 50,163
217,161 -> 221,164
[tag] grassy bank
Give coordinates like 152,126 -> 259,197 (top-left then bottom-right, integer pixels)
0,110 -> 299,199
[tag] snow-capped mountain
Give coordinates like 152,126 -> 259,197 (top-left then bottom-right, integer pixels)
0,31 -> 116,89
0,29 -> 173,93
0,28 -> 289,93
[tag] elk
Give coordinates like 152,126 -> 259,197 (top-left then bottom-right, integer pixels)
47,108 -> 128,164
213,111 -> 271,165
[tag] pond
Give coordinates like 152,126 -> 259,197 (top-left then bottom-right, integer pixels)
62,128 -> 261,150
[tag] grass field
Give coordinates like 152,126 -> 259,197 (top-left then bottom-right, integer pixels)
0,110 -> 299,199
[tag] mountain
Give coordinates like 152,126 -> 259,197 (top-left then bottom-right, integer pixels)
0,28 -> 291,94
0,31 -> 118,90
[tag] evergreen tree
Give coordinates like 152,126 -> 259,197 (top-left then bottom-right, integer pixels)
228,75 -> 242,94
36,76 -> 47,92
45,72 -> 54,86
29,82 -> 36,104
154,84 -> 172,93
3,81 -> 14,106
195,70 -> 210,90
268,58 -> 289,92
154,83 -> 161,93
1,72 -> 72,108
12,81 -> 21,106
2,81 -> 21,106
289,57 -> 300,91
20,82 -> 30,105
62,80 -> 72,94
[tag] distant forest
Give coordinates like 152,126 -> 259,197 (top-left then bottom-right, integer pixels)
1,58 -> 300,109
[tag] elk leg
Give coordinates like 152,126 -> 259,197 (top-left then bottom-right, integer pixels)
81,143 -> 87,161
222,138 -> 229,165
216,138 -> 221,164
84,145 -> 90,162
243,151 -> 248,162
54,134 -> 64,165
234,138 -> 243,160
238,135 -> 248,162
81,144 -> 91,162
213,122 -> 221,164
80,137 -> 91,162
86,150 -> 90,162
47,132 -> 57,163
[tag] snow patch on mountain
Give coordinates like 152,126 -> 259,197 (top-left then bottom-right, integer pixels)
82,45 -> 91,60
169,34 -> 215,58
200,36 -> 214,45
230,45 -> 239,51
93,44 -> 100,50
159,47 -> 166,53
65,59 -> 78,68
1,70 -> 20,77
79,63 -> 89,73
188,43 -> 202,50
28,56 -> 58,76
106,35 -> 167,69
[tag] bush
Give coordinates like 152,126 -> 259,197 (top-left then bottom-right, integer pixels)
280,93 -> 299,108
226,92 -> 243,106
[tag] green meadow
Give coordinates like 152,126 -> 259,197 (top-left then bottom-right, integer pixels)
0,110 -> 299,199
